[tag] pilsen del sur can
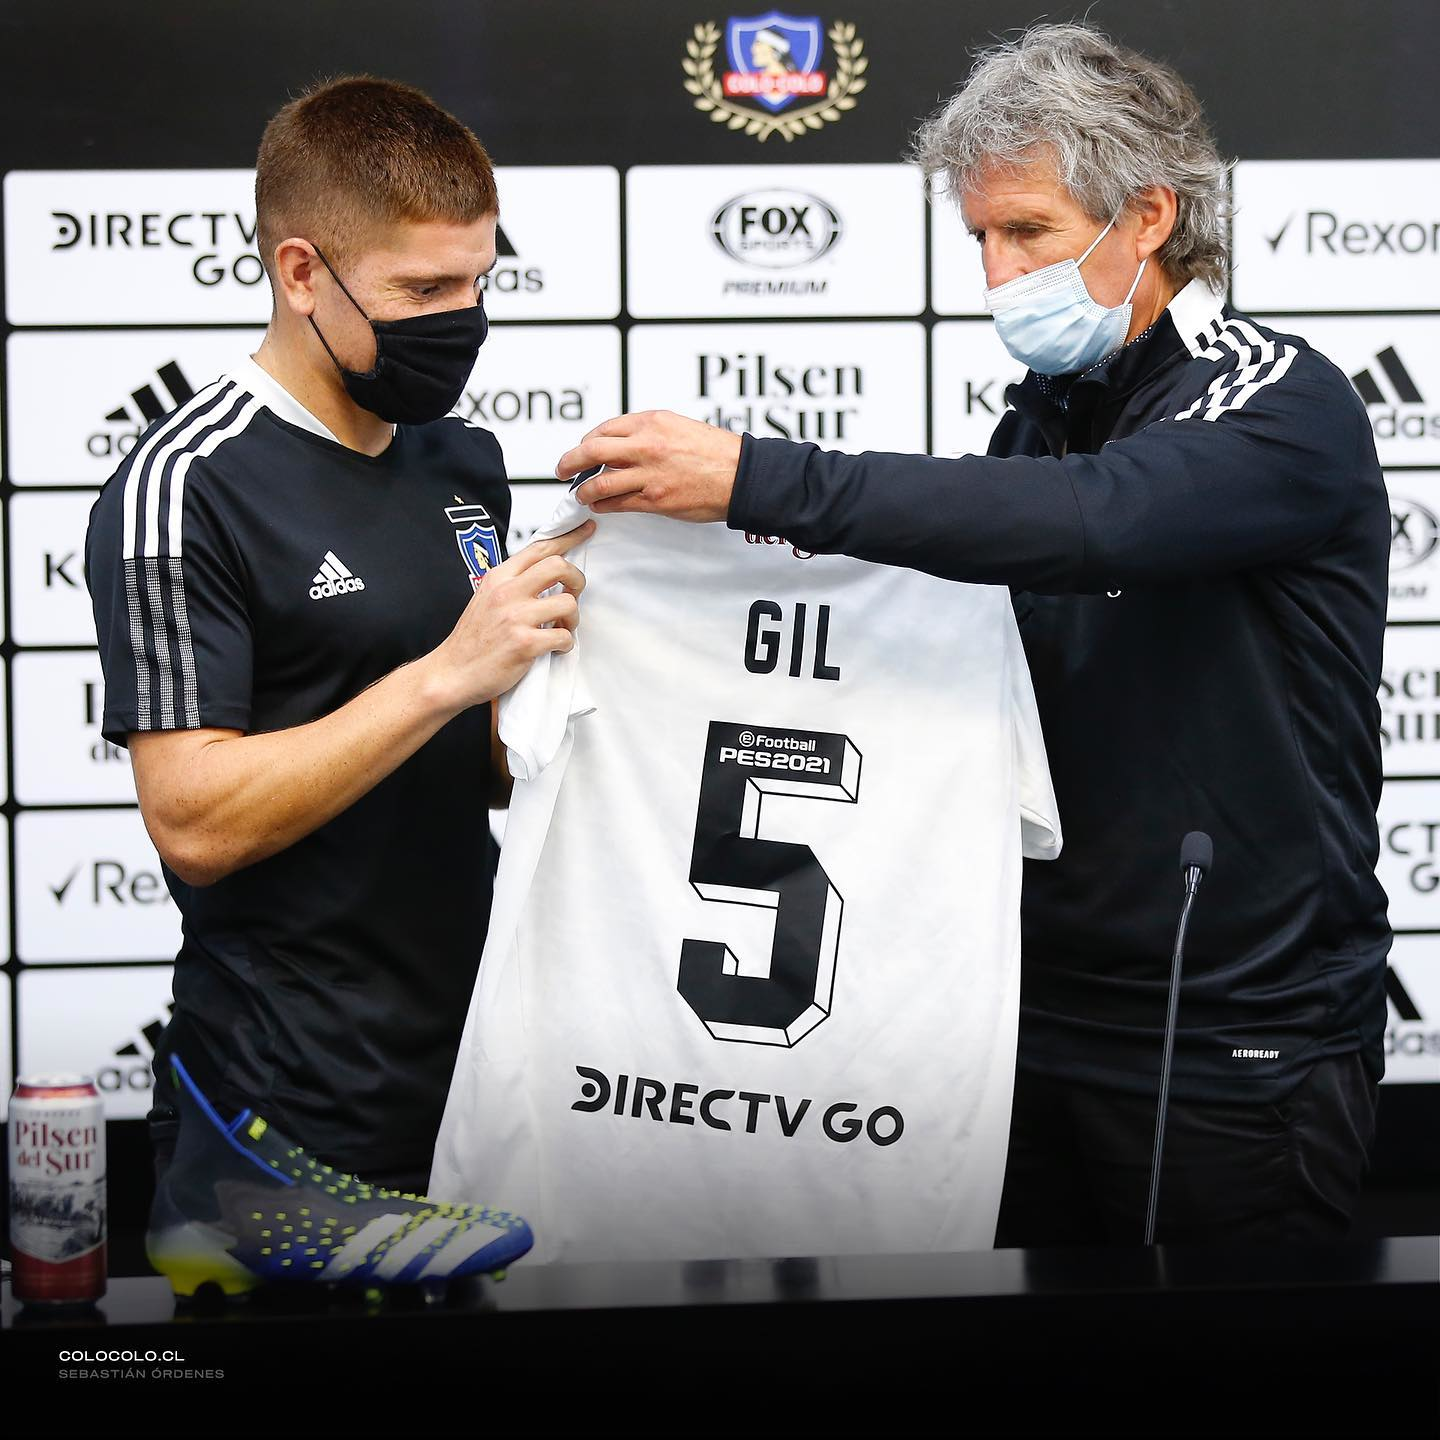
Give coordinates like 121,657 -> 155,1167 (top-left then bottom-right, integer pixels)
9,1075 -> 107,1305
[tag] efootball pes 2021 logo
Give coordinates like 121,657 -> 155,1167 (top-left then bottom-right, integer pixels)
684,13 -> 868,142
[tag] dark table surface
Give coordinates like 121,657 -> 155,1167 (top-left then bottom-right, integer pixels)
6,1237 -> 1437,1437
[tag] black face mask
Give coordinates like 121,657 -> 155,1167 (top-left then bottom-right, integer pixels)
307,245 -> 488,425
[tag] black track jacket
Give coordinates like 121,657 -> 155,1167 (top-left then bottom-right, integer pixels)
727,279 -> 1392,1103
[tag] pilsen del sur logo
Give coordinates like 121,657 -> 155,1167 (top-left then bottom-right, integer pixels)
683,13 -> 868,143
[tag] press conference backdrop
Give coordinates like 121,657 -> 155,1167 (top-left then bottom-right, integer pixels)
0,1 -> 1435,1146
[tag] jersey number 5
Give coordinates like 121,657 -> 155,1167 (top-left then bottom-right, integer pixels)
679,720 -> 862,1047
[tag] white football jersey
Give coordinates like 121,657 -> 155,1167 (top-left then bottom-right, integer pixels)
430,490 -> 1060,1263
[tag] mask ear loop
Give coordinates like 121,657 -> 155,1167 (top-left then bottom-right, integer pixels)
310,244 -> 373,321
1122,257 -> 1148,305
1076,214 -> 1118,268
306,244 -> 380,379
1078,213 -> 1148,306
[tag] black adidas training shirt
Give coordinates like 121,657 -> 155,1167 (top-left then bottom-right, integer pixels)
86,356 -> 510,1174
728,280 -> 1392,1104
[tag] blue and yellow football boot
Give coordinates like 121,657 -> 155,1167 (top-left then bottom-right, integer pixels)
146,1055 -> 532,1299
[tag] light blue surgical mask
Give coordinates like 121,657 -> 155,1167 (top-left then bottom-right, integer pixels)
982,215 -> 1146,376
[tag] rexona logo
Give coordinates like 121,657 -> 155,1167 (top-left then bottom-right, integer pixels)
1385,967 -> 1438,1066
711,190 -> 841,269
1350,347 -> 1439,443
101,1002 -> 174,1094
51,207 -> 262,288
478,222 -> 542,295
1265,211 -> 1440,257
683,15 -> 867,143
49,859 -> 172,908
88,360 -> 196,459
457,382 -> 586,426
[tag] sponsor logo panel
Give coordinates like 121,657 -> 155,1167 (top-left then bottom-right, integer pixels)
480,168 -> 620,320
929,191 -> 990,318
1384,935 -> 1440,1084
4,170 -> 266,325
626,322 -> 926,453
0,978 -> 11,1120
1261,316 -> 1440,466
930,322 -> 1027,459
0,502 -> 8,643
458,325 -> 621,476
12,652 -> 136,805
682,15 -> 868,144
0,646 -> 9,808
3,167 -> 620,324
6,330 -> 263,486
1386,470 -> 1440,623
16,811 -> 181,965
1380,626 -> 1440,778
626,165 -> 923,318
1233,160 -> 1440,313
9,492 -> 103,647
1377,780 -> 1440,930
17,967 -> 176,1119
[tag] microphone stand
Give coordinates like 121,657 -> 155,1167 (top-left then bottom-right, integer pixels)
1144,851 -> 1206,1247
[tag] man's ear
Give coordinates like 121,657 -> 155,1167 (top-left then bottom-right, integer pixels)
1131,186 -> 1178,262
271,238 -> 320,318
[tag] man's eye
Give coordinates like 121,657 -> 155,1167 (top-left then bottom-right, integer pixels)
971,230 -> 985,245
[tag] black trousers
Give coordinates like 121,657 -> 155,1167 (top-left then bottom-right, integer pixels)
995,1050 -> 1379,1248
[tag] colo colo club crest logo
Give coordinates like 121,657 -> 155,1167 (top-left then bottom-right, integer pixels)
445,499 -> 503,592
684,12 -> 867,142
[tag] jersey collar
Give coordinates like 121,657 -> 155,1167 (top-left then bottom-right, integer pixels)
1165,277 -> 1227,359
230,354 -> 345,445
1005,277 -> 1228,448
1075,276 -> 1227,394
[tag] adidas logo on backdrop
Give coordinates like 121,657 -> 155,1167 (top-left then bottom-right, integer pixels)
99,1002 -> 175,1093
309,551 -> 366,601
88,360 -> 197,457
1350,346 -> 1423,407
1349,346 -> 1438,444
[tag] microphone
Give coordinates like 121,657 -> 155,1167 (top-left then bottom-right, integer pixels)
1144,831 -> 1214,1247
1180,830 -> 1212,892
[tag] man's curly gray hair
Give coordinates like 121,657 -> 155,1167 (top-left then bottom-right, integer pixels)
912,22 -> 1231,292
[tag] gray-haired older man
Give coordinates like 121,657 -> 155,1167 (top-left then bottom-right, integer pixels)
558,24 -> 1391,1247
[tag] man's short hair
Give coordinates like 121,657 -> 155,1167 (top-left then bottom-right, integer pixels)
912,23 -> 1231,292
256,75 -> 498,274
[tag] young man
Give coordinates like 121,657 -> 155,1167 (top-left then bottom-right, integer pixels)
86,76 -> 590,1199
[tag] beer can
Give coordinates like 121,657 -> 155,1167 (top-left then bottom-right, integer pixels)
9,1075 -> 107,1305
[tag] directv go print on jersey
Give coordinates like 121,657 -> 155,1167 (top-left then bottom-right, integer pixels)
683,12 -> 868,143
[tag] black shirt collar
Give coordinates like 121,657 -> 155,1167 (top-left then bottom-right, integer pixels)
1008,278 -> 1227,421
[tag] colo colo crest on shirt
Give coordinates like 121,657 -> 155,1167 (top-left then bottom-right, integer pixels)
445,500 -> 503,592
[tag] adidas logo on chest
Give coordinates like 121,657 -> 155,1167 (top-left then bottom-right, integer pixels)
309,550 -> 367,601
